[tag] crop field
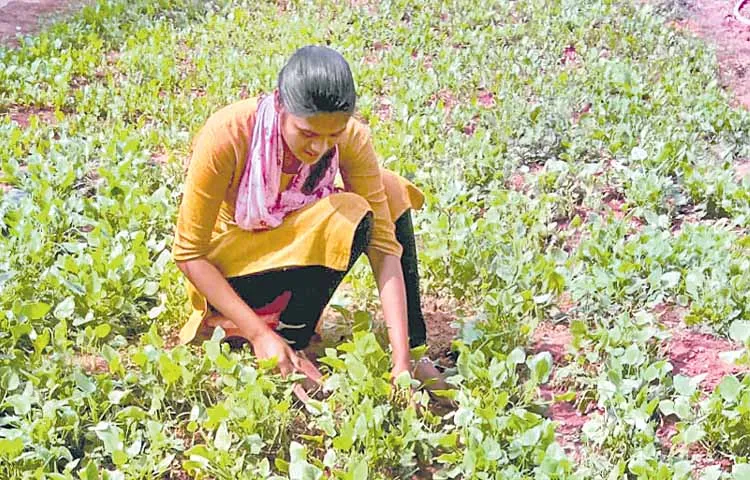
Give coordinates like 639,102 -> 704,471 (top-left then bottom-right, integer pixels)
1,0 -> 750,478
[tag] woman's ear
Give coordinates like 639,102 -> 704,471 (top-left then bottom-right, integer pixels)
274,89 -> 282,111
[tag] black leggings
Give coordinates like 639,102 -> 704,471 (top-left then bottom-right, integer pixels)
224,210 -> 427,350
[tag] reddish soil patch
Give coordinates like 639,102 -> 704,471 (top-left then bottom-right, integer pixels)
430,89 -> 459,113
507,173 -> 526,192
347,0 -> 378,14
0,0 -> 87,47
505,164 -> 546,194
539,384 -> 589,459
313,291 -> 459,366
3,105 -> 57,128
670,0 -> 750,109
149,150 -> 175,168
531,320 -> 593,458
421,295 -> 459,366
560,44 -> 580,66
571,102 -> 592,124
557,217 -> 588,253
72,353 -> 109,374
411,50 -> 434,70
375,96 -> 393,122
166,467 -> 192,480
656,304 -> 747,391
531,320 -> 573,365
462,115 -> 479,136
736,158 -> 750,181
477,89 -> 495,108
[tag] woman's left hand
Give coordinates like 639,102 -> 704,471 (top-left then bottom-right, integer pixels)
390,357 -> 412,382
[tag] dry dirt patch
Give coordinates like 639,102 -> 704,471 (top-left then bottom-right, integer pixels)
670,0 -> 750,109
0,0 -> 88,47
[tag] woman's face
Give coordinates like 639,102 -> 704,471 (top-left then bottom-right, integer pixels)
278,105 -> 351,165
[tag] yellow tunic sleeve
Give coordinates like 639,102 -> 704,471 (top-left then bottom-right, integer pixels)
172,123 -> 237,262
339,121 -> 404,258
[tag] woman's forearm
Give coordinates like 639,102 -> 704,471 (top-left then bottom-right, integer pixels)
368,252 -> 411,368
176,258 -> 273,343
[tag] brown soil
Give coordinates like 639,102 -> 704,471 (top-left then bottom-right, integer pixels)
317,292 -> 460,365
2,105 -> 57,127
375,96 -> 393,122
0,0 -> 88,47
538,383 -> 589,461
670,0 -> 750,109
196,288 -> 460,369
476,88 -> 495,108
532,320 -> 574,365
656,303 -> 748,391
420,295 -> 460,365
531,319 -> 596,461
72,353 -> 109,374
736,158 -> 750,180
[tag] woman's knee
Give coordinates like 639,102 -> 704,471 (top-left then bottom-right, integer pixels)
348,212 -> 372,267
328,192 -> 369,211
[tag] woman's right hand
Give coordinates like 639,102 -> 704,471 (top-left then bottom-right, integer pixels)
251,329 -> 301,377
251,329 -> 323,403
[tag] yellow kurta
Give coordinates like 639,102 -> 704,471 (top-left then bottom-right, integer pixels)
172,97 -> 424,344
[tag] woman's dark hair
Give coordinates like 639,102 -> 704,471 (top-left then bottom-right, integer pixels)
279,46 -> 355,194
301,147 -> 336,194
278,45 -> 357,117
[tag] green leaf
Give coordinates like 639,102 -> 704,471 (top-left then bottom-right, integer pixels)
112,449 -> 128,467
205,339 -> 221,361
80,460 -> 99,480
332,423 -> 354,451
630,147 -> 648,162
0,438 -> 23,459
23,302 -> 51,320
661,271 -> 681,289
700,466 -> 723,480
729,320 -> 750,344
508,347 -> 526,365
350,458 -> 368,480
0,369 -> 19,391
94,324 -> 111,339
352,310 -> 371,332
527,352 -> 553,384
7,394 -> 31,415
718,375 -> 742,403
275,457 -> 289,473
214,422 -> 231,451
53,297 -> 76,320
74,371 -> 96,395
438,433 -> 458,449
289,442 -> 323,480
93,422 -> 124,454
680,424 -> 705,445
659,400 -> 675,417
673,375 -> 697,397
206,404 -> 229,429
621,344 -> 644,366
732,464 -> 750,480
158,355 -> 181,385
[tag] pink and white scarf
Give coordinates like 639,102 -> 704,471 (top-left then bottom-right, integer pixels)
235,94 -> 341,230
